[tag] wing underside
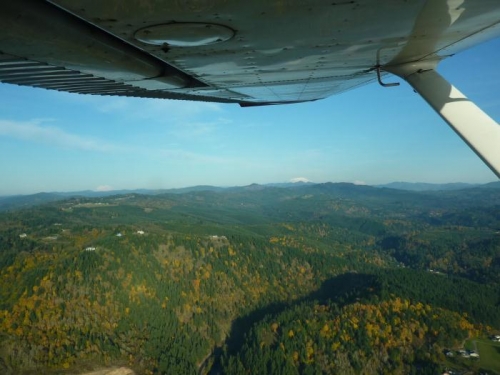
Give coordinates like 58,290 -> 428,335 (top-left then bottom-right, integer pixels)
1,0 -> 499,105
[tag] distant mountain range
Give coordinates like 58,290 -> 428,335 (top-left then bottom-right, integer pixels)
377,181 -> 500,191
0,180 -> 498,212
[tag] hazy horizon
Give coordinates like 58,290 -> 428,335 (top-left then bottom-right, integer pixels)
1,179 -> 498,198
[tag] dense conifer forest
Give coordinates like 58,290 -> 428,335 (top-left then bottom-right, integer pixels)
0,183 -> 499,374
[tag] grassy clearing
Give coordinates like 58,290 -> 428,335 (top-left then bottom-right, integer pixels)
465,337 -> 500,374
476,339 -> 500,374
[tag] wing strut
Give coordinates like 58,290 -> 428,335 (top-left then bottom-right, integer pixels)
386,62 -> 500,179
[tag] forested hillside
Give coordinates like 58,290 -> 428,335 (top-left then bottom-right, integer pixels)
0,183 -> 499,374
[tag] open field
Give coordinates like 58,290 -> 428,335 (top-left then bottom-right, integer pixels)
465,337 -> 500,374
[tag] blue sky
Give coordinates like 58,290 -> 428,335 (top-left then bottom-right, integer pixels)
1,38 -> 499,195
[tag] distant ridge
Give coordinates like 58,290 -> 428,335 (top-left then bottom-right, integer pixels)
1,181 -> 499,212
164,185 -> 225,194
376,182 -> 482,191
264,181 -> 315,188
480,181 -> 500,189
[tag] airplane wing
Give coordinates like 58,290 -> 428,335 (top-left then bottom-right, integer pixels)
1,0 -> 500,175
